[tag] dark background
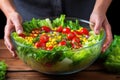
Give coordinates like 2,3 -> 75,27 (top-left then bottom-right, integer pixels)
106,0 -> 120,35
0,11 -> 6,39
0,0 -> 120,39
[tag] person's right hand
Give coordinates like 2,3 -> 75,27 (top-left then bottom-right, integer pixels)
90,10 -> 113,53
4,11 -> 23,57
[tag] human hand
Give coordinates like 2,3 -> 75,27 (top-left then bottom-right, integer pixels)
90,12 -> 113,53
4,12 -> 23,57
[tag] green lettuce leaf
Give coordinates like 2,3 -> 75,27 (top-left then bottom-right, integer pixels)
0,61 -> 7,80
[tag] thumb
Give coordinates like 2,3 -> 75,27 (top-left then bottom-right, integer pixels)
94,21 -> 102,35
12,16 -> 23,34
15,25 -> 23,34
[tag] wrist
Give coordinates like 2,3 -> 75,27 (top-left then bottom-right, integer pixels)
93,0 -> 112,15
0,0 -> 17,18
6,11 -> 18,19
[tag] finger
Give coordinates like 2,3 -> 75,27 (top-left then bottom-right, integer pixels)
89,22 -> 95,31
4,40 -> 17,57
4,22 -> 17,57
93,21 -> 102,35
102,20 -> 113,53
12,15 -> 23,34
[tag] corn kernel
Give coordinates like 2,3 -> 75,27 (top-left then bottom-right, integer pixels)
51,39 -> 56,42
33,34 -> 38,37
42,33 -> 46,35
52,27 -> 57,30
71,30 -> 74,32
49,38 -> 52,41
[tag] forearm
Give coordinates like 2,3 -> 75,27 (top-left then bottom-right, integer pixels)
92,0 -> 112,14
0,0 -> 16,18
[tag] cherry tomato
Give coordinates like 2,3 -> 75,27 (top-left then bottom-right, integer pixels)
41,26 -> 51,32
71,43 -> 82,49
56,26 -> 63,32
58,40 -> 66,46
71,37 -> 80,43
62,27 -> 71,34
35,42 -> 46,48
71,37 -> 82,49
39,34 -> 49,43
73,30 -> 82,35
46,46 -> 53,50
79,28 -> 89,35
18,33 -> 26,38
67,32 -> 76,40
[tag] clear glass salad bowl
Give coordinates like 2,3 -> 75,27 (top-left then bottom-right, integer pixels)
11,15 -> 106,75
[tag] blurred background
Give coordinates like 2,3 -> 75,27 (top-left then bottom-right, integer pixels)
0,11 -> 6,39
0,0 -> 120,39
106,0 -> 120,35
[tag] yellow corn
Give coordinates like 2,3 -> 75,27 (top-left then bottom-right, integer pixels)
71,30 -> 74,32
33,34 -> 38,37
25,37 -> 33,44
52,27 -> 57,30
78,27 -> 83,31
83,38 -> 87,43
57,36 -> 62,40
49,38 -> 52,41
51,38 -> 56,42
42,33 -> 46,35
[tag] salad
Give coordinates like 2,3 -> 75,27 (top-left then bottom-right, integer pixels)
11,14 -> 105,74
0,61 -> 7,80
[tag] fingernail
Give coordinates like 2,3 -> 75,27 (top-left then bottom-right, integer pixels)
95,30 -> 99,34
17,29 -> 23,34
12,52 -> 17,57
12,53 -> 15,57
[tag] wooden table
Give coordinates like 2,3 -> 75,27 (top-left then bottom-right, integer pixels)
0,39 -> 120,80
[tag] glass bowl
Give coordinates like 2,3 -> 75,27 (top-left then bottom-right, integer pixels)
11,16 -> 106,75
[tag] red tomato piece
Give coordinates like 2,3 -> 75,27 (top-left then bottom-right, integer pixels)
39,34 -> 49,43
79,28 -> 89,35
18,33 -> 26,38
41,26 -> 51,32
67,32 -> 76,40
71,37 -> 82,49
46,46 -> 53,50
71,37 -> 80,43
56,26 -> 63,32
62,27 -> 71,34
71,43 -> 82,49
73,30 -> 82,35
35,42 -> 46,48
58,40 -> 66,46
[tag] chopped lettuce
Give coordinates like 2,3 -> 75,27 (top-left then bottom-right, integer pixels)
103,35 -> 120,73
0,61 -> 7,80
52,14 -> 65,27
23,18 -> 52,33
52,14 -> 82,30
83,30 -> 104,47
11,32 -> 33,47
65,19 -> 82,30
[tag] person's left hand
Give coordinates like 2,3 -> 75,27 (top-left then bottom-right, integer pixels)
4,12 -> 23,57
90,11 -> 113,53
